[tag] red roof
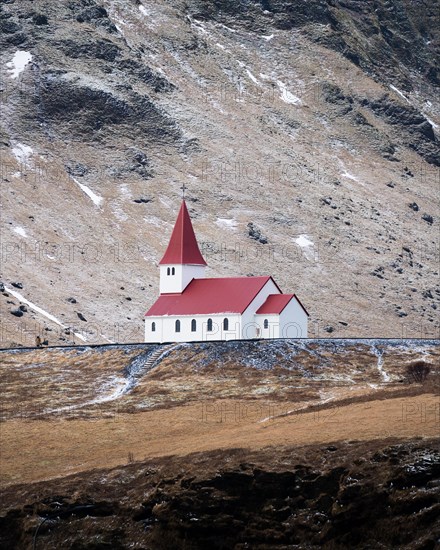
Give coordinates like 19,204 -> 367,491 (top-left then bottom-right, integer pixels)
159,200 -> 207,266
256,294 -> 294,314
145,276 -> 278,316
256,294 -> 309,317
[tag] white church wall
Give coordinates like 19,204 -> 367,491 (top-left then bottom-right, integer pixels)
279,299 -> 308,338
159,264 -> 206,294
145,317 -> 163,343
145,314 -> 242,343
254,314 -> 280,338
241,279 -> 281,339
200,314 -> 242,341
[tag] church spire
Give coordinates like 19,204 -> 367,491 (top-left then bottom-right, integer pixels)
159,200 -> 207,266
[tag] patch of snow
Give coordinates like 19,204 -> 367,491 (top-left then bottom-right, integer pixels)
423,114 -> 438,130
294,234 -> 315,261
214,42 -> 231,54
13,226 -> 27,238
4,286 -> 87,342
108,12 -> 129,35
260,73 -> 270,80
259,398 -> 331,423
192,19 -> 209,35
168,50 -> 202,82
72,177 -> 103,206
341,171 -> 358,181
12,142 -> 33,165
262,34 -> 274,41
90,376 -> 131,404
6,51 -> 32,79
139,4 -> 149,17
216,22 -> 237,33
160,196 -> 172,208
372,345 -> 390,383
338,159 -> 362,184
143,216 -> 167,228
120,184 -> 132,199
389,86 -> 438,131
216,218 -> 238,230
246,69 -> 261,86
390,84 -> 411,104
41,376 -> 129,416
295,234 -> 314,248
319,390 -> 339,404
112,203 -> 128,222
340,166 -> 361,183
277,80 -> 301,105
318,116 -> 330,129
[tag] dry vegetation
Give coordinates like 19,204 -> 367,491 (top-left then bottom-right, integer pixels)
0,339 -> 439,548
0,340 -> 438,487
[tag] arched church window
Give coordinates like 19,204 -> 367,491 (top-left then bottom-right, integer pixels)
175,319 -> 181,332
167,267 -> 170,275
223,318 -> 229,331
207,318 -> 213,332
172,267 -> 175,275
152,322 -> 156,332
191,319 -> 197,332
264,319 -> 269,329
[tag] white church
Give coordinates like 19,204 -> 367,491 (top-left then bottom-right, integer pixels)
144,199 -> 309,343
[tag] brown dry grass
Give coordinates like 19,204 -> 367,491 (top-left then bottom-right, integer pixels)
1,392 -> 438,487
1,342 -> 438,488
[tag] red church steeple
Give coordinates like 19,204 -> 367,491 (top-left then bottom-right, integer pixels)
159,200 -> 207,266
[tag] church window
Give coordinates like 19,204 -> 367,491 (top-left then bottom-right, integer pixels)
167,267 -> 170,275
207,318 -> 213,332
175,319 -> 181,332
191,319 -> 197,332
172,267 -> 175,275
264,319 -> 269,329
152,322 -> 156,332
223,318 -> 229,331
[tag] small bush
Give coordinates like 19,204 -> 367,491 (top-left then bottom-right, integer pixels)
406,361 -> 430,383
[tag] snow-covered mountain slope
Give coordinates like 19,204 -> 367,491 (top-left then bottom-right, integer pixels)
0,0 -> 439,346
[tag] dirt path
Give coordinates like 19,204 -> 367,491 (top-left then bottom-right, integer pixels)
1,393 -> 438,487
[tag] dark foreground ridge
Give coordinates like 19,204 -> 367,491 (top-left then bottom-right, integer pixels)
1,439 -> 439,549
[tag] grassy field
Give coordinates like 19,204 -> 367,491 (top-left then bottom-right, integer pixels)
0,340 -> 438,487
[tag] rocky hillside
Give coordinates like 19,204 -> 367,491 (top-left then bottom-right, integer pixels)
1,0 -> 439,346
